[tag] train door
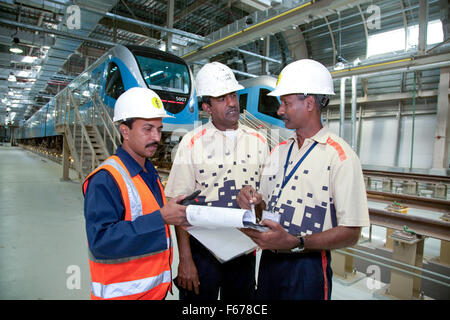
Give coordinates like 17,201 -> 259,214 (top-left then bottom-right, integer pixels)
104,61 -> 125,108
238,88 -> 250,114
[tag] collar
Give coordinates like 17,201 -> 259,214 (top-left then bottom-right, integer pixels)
288,126 -> 330,145
116,146 -> 157,178
204,120 -> 254,137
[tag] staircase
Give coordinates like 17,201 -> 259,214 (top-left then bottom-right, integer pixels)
55,90 -> 120,181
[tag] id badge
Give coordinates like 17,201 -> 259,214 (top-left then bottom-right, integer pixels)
261,210 -> 280,223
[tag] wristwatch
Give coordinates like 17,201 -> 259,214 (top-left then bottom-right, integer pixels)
291,235 -> 305,253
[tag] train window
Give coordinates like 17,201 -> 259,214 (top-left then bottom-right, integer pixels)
105,62 -> 125,100
135,55 -> 190,95
258,88 -> 280,119
239,93 -> 248,113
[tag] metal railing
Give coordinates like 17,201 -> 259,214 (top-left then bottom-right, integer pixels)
239,110 -> 289,150
335,246 -> 450,288
54,89 -> 120,180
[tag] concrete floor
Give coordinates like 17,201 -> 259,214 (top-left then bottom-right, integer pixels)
0,145 -> 184,300
1,145 -> 446,300
0,145 -> 90,299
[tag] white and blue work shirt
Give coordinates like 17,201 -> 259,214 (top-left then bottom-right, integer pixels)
259,126 -> 370,236
165,121 -> 269,208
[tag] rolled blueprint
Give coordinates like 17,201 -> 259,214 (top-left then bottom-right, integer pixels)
186,205 -> 254,228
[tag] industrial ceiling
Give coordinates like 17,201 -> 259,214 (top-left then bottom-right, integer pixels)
0,0 -> 448,127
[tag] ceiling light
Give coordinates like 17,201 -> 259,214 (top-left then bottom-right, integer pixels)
17,70 -> 32,77
334,62 -> 345,71
21,56 -> 37,64
353,57 -> 361,66
10,37 -> 23,54
8,73 -> 17,82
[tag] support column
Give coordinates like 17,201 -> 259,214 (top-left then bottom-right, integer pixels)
166,0 -> 174,52
262,36 -> 270,75
331,248 -> 365,285
440,240 -> 450,265
418,0 -> 428,54
62,133 -> 70,181
394,101 -> 402,167
386,232 -> 425,299
351,76 -> 357,151
432,67 -> 450,169
339,77 -> 346,138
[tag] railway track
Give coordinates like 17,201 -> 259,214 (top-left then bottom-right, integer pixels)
363,169 -> 450,185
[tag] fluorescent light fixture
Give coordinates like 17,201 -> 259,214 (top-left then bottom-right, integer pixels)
17,71 -> 31,77
10,47 -> 23,54
10,37 -> 23,54
334,62 -> 345,71
21,56 -> 37,63
8,74 -> 17,82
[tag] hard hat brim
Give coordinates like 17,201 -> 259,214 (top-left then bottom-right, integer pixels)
113,113 -> 175,122
204,83 -> 245,98
267,88 -> 335,97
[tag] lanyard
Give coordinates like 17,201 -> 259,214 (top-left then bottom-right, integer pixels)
275,140 -> 318,202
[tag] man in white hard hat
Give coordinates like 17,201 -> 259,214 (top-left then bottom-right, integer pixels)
237,59 -> 370,300
165,62 -> 269,300
83,87 -> 189,300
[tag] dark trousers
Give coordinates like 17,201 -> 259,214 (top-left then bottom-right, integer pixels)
256,249 -> 333,300
176,237 -> 256,301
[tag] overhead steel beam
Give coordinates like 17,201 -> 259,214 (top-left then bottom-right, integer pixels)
329,89 -> 439,106
330,52 -> 450,78
231,47 -> 281,64
0,18 -> 117,48
104,12 -> 206,44
181,0 -> 369,63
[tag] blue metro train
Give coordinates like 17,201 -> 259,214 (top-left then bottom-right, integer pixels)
17,45 -> 286,147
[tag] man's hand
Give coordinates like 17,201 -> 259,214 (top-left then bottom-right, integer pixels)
177,256 -> 200,295
160,195 -> 190,226
237,185 -> 262,210
240,219 -> 298,251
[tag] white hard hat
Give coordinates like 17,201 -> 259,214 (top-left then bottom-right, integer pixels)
113,87 -> 174,122
268,59 -> 335,97
195,62 -> 244,97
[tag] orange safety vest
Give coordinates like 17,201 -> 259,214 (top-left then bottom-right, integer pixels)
82,155 -> 173,300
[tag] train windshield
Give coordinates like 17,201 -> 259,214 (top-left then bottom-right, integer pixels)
135,55 -> 190,95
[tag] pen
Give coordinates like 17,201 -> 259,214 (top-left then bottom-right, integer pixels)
250,190 -> 256,218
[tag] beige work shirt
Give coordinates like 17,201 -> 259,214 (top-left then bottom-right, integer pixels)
165,121 -> 269,208
259,126 -> 370,235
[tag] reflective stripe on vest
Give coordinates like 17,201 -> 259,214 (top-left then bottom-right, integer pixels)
91,270 -> 171,300
83,156 -> 172,300
101,157 -> 143,221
